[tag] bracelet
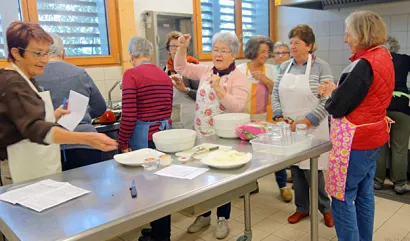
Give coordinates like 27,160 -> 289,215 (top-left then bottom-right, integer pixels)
185,87 -> 191,94
273,115 -> 283,121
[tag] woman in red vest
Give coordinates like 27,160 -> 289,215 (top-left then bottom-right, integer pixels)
319,11 -> 394,241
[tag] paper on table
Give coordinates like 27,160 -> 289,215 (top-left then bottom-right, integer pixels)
57,90 -> 90,131
18,183 -> 90,212
0,179 -> 65,204
154,165 -> 209,180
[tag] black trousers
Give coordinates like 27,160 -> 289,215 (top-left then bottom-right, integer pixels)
61,148 -> 105,171
202,202 -> 231,219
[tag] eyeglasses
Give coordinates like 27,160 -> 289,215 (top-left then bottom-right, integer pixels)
258,50 -> 272,55
212,49 -> 231,55
18,47 -> 54,60
168,45 -> 179,50
274,51 -> 290,56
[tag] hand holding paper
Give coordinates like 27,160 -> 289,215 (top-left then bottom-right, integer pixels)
57,91 -> 90,131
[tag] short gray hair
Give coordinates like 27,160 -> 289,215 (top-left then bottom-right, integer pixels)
128,36 -> 153,58
212,32 -> 240,55
244,35 -> 273,60
385,36 -> 400,53
274,41 -> 290,50
49,33 -> 64,58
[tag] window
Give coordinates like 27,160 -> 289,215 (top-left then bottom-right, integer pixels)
0,0 -> 119,66
194,0 -> 274,60
0,1 -> 22,59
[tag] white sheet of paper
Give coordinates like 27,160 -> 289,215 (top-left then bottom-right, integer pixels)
0,179 -> 65,204
18,183 -> 90,212
154,165 -> 209,180
57,90 -> 90,131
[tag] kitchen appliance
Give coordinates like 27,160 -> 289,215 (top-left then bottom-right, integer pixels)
275,0 -> 407,10
142,11 -> 195,69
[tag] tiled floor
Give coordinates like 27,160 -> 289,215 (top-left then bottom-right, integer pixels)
109,174 -> 410,241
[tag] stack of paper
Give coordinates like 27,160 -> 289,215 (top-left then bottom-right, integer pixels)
0,179 -> 90,212
154,165 -> 209,180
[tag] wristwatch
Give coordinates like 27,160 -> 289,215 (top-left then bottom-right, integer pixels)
185,87 -> 191,94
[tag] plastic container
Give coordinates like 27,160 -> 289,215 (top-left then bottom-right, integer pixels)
142,157 -> 160,170
159,154 -> 172,166
250,134 -> 313,156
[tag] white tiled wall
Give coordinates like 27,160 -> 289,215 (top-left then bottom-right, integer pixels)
85,66 -> 123,101
277,1 -> 410,84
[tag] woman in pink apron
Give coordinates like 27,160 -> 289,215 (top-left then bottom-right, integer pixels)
174,32 -> 248,240
271,24 -> 334,227
0,21 -> 118,185
319,11 -> 395,241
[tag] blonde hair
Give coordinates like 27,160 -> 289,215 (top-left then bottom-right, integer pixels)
166,31 -> 183,50
345,10 -> 387,49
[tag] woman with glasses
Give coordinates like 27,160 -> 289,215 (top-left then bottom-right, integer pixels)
174,32 -> 248,239
237,36 -> 293,202
0,21 -> 117,185
271,24 -> 334,227
165,31 -> 199,129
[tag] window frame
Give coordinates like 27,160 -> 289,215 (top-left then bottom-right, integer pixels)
193,0 -> 277,61
0,0 -> 120,68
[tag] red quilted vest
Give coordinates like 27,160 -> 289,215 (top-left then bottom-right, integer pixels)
346,47 -> 394,150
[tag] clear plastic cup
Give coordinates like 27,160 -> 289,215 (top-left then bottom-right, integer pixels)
295,124 -> 308,142
142,158 -> 160,170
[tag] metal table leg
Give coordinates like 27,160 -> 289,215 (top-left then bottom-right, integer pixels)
237,192 -> 252,241
310,157 -> 319,241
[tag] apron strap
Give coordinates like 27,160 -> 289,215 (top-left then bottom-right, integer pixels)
305,54 -> 312,76
10,63 -> 40,94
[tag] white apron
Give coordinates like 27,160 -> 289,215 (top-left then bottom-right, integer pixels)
278,54 -> 329,170
6,64 -> 61,183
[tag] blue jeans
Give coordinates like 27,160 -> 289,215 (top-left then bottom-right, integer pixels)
275,168 -> 287,189
332,147 -> 382,241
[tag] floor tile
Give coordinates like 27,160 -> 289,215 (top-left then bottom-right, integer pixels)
273,224 -> 306,241
192,225 -> 215,239
171,213 -> 196,230
289,218 -> 311,232
375,199 -> 404,213
171,232 -> 203,241
373,229 -> 404,241
107,238 -> 123,241
252,205 -> 282,218
374,209 -> 395,231
261,234 -> 288,241
379,213 -> 410,236
397,204 -> 410,216
297,233 -> 329,241
253,218 -> 286,234
318,223 -> 336,240
250,228 -> 271,241
118,227 -> 145,241
226,219 -> 246,236
268,211 -> 292,224
234,213 -> 267,225
230,206 -> 245,219
200,231 -> 236,241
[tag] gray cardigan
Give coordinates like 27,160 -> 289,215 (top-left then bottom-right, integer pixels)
36,61 -> 106,150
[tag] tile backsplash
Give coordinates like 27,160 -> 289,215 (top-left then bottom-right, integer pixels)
85,66 -> 123,101
277,1 -> 410,85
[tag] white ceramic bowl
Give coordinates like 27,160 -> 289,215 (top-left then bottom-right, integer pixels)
213,113 -> 250,138
153,129 -> 196,153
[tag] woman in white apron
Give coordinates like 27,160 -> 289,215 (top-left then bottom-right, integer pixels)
237,36 -> 293,203
271,24 -> 334,227
174,32 -> 248,239
0,21 -> 117,185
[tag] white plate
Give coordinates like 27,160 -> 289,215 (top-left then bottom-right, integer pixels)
200,150 -> 252,169
175,143 -> 232,160
114,148 -> 165,166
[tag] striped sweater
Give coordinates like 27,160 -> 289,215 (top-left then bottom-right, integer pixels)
118,64 -> 173,150
271,57 -> 333,126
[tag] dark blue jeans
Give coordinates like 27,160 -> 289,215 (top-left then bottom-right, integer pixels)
332,147 -> 382,241
275,168 -> 287,189
202,202 -> 231,219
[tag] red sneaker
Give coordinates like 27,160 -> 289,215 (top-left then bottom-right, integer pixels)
288,212 -> 309,224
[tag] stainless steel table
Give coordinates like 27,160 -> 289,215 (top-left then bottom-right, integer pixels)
0,136 -> 331,241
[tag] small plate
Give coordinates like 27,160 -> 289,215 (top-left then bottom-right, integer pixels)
114,148 -> 165,166
200,150 -> 252,169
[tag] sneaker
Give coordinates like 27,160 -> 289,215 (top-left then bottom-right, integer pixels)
374,182 -> 384,190
280,187 -> 293,203
215,217 -> 229,239
288,212 -> 309,224
187,216 -> 210,233
394,184 -> 410,194
323,211 -> 334,227
141,228 -> 152,236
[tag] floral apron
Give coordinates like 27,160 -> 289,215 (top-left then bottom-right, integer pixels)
195,72 -> 231,136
